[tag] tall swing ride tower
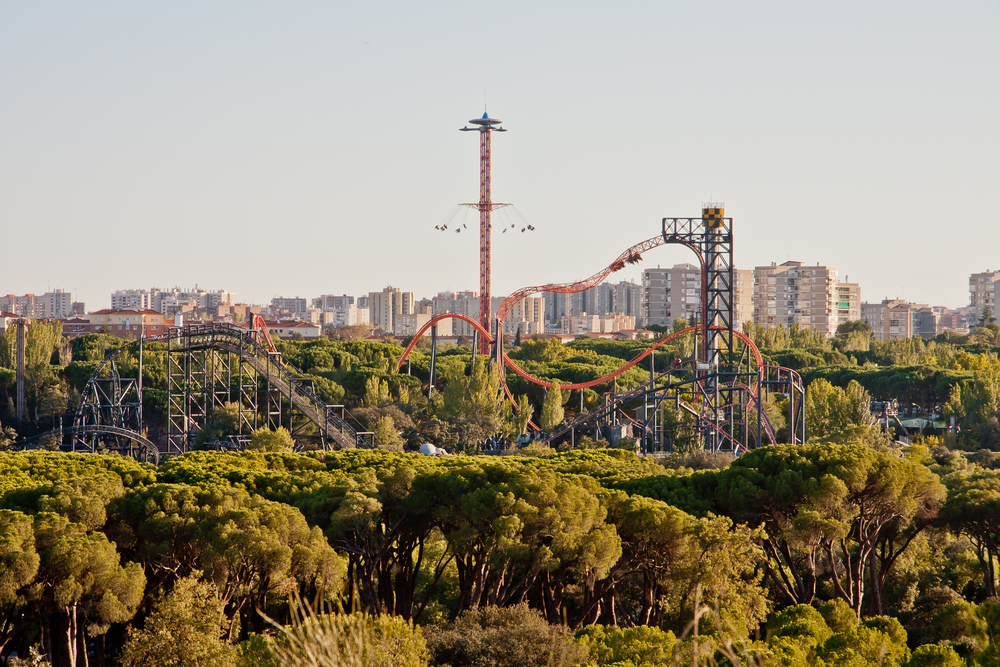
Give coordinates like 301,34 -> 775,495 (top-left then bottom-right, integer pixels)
460,112 -> 507,352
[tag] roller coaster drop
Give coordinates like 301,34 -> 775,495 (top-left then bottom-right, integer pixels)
397,208 -> 806,453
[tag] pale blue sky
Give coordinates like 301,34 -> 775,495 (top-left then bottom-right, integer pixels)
1,2 -> 997,311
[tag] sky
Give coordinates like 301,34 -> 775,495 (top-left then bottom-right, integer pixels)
1,1 -> 997,312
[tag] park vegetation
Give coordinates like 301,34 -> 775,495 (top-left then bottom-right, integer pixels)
0,320 -> 1000,664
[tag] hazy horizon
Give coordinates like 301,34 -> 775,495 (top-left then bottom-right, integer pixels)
2,2 -> 997,312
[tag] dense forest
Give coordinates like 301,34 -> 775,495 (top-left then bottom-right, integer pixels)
1,319 -> 1000,665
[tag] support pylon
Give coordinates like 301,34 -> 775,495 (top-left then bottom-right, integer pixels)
461,112 -> 506,353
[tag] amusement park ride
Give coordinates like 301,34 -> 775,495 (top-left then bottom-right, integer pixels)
10,110 -> 806,461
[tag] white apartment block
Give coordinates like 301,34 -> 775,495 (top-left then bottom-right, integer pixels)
368,286 -> 415,332
752,261 -> 860,336
332,304 -> 369,328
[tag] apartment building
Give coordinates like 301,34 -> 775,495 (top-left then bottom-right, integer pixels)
270,296 -> 309,315
111,288 -> 235,316
969,270 -> 1000,319
503,296 -> 545,336
313,294 -> 354,311
752,261 -> 860,336
861,299 -> 938,340
0,290 -> 78,318
561,313 -> 636,335
368,286 -> 415,332
431,291 -> 479,336
69,309 -> 168,339
601,280 -> 642,320
542,292 -> 569,324
641,264 -> 752,329
327,304 -> 369,328
569,286 -> 604,318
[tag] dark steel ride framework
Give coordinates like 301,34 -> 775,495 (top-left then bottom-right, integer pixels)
19,317 -> 380,462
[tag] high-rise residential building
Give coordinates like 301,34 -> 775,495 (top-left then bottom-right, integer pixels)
431,291 -> 479,336
42,289 -> 74,318
641,267 -> 671,327
970,270 -> 1000,319
542,291 -> 569,324
733,270 -> 754,328
641,264 -> 707,328
612,280 -> 643,319
111,289 -> 153,311
936,308 -> 972,335
569,286 -> 603,317
752,261 -> 860,336
0,290 -> 76,318
368,286 -> 415,332
503,296 -> 546,336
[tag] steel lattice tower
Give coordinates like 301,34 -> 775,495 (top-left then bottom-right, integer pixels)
461,112 -> 506,352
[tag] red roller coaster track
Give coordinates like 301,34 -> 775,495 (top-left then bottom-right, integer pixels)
395,315 -> 762,394
494,234 -> 711,359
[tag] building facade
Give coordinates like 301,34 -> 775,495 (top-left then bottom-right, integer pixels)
73,309 -> 168,339
861,299 -> 937,340
752,261 -> 860,336
0,290 -> 77,318
969,271 -> 1000,320
368,286 -> 415,332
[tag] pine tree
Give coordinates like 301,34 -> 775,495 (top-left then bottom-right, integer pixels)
540,383 -> 565,431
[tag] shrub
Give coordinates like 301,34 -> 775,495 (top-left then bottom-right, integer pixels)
422,604 -> 584,667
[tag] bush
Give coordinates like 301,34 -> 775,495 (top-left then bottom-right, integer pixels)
265,606 -> 428,667
819,598 -> 859,633
422,604 -> 584,667
120,575 -> 238,667
575,624 -> 677,667
907,644 -> 964,667
249,427 -> 295,452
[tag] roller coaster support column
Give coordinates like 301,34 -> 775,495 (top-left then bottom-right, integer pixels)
492,318 -> 504,374
15,319 -> 27,422
428,325 -> 438,397
702,206 -> 734,368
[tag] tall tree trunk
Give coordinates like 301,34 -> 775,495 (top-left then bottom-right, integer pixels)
868,550 -> 883,616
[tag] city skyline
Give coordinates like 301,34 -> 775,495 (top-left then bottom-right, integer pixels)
1,2 -> 996,310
